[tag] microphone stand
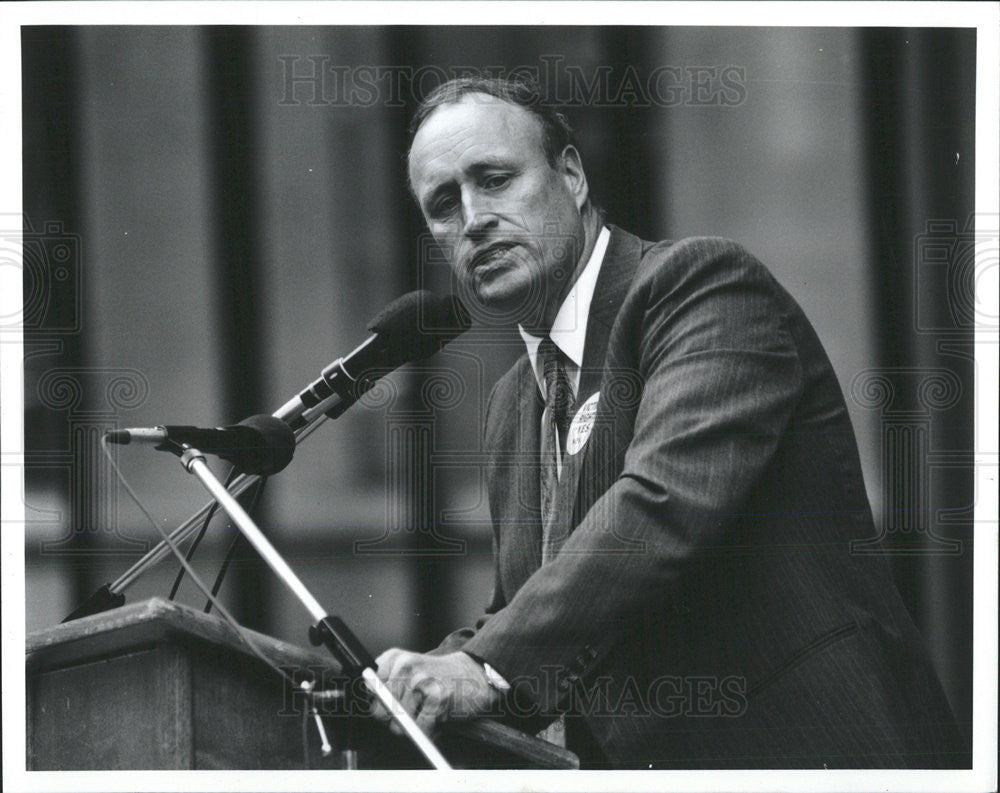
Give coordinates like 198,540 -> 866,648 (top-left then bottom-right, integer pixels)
172,441 -> 451,770
67,357 -> 357,621
110,417 -> 325,593
69,289 -> 471,620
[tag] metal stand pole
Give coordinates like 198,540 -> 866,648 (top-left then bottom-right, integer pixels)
110,415 -> 329,594
179,446 -> 452,771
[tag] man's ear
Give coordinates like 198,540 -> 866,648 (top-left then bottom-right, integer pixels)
558,145 -> 589,210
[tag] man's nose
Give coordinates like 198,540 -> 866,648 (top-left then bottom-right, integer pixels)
461,192 -> 498,237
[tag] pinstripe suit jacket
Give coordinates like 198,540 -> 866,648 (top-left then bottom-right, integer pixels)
437,227 -> 965,768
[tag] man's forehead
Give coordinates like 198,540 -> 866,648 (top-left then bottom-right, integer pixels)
409,94 -> 545,179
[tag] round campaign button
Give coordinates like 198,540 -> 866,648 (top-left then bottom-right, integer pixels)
566,392 -> 600,455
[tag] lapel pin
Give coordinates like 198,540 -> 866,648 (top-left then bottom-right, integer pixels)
566,392 -> 600,455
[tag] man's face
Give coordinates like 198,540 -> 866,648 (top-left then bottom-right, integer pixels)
408,94 -> 588,326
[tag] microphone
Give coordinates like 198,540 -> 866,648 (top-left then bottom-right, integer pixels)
69,291 -> 470,623
106,414 -> 296,476
104,292 -> 469,472
275,290 -> 471,427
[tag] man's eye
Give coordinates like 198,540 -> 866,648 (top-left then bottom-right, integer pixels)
431,196 -> 458,217
483,174 -> 511,190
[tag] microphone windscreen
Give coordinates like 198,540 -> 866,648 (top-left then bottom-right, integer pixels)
234,414 -> 296,475
367,291 -> 471,363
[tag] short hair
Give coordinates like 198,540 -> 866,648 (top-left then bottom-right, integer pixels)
408,75 -> 576,167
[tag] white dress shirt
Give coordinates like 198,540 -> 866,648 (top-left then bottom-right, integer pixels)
518,226 -> 611,476
519,225 -> 611,398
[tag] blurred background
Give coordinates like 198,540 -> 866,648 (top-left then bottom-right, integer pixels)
21,26 -> 976,739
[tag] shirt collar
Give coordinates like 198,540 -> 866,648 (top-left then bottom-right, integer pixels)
519,226 -> 611,391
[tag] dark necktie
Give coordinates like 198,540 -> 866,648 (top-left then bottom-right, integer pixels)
539,336 -> 572,564
537,337 -> 573,748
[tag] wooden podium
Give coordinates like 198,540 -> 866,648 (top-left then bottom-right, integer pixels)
26,598 -> 578,770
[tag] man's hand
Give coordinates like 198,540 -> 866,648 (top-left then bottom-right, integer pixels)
373,649 -> 501,736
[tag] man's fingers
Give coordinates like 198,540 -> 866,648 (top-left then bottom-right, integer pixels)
375,647 -> 408,681
413,675 -> 446,735
375,658 -> 425,735
369,694 -> 391,724
383,685 -> 422,737
369,686 -> 411,736
372,648 -> 411,725
370,649 -> 485,738
377,674 -> 446,737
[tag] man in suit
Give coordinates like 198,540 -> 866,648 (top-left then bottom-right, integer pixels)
373,76 -> 965,768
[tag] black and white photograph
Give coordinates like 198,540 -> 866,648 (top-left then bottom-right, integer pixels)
2,2 -> 997,791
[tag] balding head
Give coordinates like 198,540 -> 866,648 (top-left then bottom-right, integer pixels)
407,83 -> 600,331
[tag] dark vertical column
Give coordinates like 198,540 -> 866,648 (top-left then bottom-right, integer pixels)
21,27 -> 90,607
598,28 -> 660,240
201,27 -> 269,631
388,27 -> 458,649
859,27 -> 975,735
861,29 -> 908,374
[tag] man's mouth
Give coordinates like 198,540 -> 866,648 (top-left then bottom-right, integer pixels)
470,243 -> 517,272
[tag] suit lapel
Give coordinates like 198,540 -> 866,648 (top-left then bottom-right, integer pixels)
546,226 -> 644,555
489,356 -> 546,592
489,227 -> 645,577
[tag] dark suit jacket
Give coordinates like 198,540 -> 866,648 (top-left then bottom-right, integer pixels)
436,228 -> 966,768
